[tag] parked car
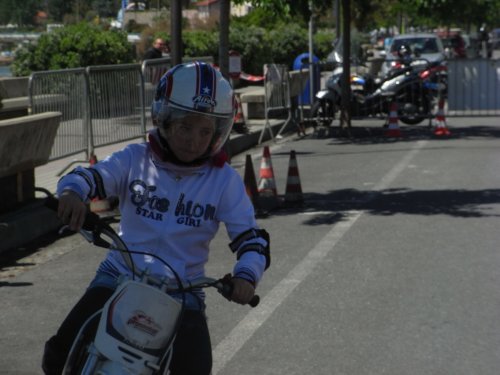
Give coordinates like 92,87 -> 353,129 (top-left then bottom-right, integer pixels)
380,33 -> 445,78
490,28 -> 500,50
436,30 -> 467,58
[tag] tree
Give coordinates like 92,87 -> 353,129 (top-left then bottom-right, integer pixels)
11,22 -> 135,76
1,0 -> 39,27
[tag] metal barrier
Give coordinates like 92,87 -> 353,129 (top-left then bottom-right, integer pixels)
29,57 -> 214,174
447,59 -> 500,116
141,57 -> 173,114
259,64 -> 294,144
29,68 -> 89,163
87,64 -> 146,150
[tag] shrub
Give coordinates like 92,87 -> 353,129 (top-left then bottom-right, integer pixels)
229,25 -> 271,75
314,30 -> 336,61
268,24 -> 309,68
183,30 -> 218,59
11,22 -> 135,77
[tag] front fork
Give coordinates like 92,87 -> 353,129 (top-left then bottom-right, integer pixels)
79,344 -> 100,375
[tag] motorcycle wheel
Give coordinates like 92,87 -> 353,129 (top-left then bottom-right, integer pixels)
399,96 -> 432,125
399,115 -> 425,125
311,99 -> 335,128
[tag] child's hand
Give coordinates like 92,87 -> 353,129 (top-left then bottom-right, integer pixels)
230,277 -> 256,305
58,190 -> 87,231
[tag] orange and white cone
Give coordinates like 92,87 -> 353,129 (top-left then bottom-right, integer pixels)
257,146 -> 280,209
433,98 -> 451,136
244,154 -> 260,206
385,102 -> 402,137
234,93 -> 244,124
284,150 -> 303,206
244,154 -> 268,217
232,93 -> 248,134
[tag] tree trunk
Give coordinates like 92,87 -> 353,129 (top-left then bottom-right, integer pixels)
219,0 -> 230,79
340,0 -> 351,134
170,0 -> 182,65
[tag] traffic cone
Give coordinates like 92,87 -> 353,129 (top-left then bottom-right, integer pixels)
433,97 -> 451,136
244,154 -> 260,206
232,93 -> 248,134
243,154 -> 268,217
284,150 -> 303,206
257,146 -> 280,210
385,102 -> 402,137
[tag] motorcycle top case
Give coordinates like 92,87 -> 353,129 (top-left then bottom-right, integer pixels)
94,280 -> 182,369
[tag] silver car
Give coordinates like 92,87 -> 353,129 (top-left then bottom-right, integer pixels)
380,33 -> 445,78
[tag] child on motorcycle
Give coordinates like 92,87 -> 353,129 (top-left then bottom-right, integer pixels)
42,61 -> 271,375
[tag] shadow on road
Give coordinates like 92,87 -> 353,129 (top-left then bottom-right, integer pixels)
307,123 -> 500,144
267,188 -> 500,225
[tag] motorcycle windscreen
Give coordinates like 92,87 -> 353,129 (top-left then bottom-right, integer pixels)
96,281 -> 182,361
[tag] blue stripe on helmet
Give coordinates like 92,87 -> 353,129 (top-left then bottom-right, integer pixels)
192,62 -> 216,113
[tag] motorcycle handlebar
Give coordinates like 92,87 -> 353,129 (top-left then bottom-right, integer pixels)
180,275 -> 260,308
44,196 -> 260,308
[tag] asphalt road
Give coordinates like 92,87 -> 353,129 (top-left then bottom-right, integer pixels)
1,117 -> 500,374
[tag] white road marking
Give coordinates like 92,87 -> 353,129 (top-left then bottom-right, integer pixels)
212,140 -> 428,374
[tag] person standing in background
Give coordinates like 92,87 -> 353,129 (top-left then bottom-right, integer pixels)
144,38 -> 169,60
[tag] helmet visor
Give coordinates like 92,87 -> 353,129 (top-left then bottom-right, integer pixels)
158,106 -> 233,158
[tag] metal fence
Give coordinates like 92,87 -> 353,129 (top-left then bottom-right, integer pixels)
87,64 -> 146,149
29,56 -> 213,173
259,64 -> 294,144
305,57 -> 500,122
447,59 -> 500,116
29,68 -> 89,162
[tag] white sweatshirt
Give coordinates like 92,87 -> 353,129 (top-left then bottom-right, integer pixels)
57,138 -> 268,286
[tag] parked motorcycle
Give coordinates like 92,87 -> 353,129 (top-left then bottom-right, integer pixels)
44,196 -> 259,374
312,52 -> 446,127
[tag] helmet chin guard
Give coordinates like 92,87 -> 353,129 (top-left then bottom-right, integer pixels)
151,61 -> 235,157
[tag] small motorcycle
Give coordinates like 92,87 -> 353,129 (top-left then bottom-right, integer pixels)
45,197 -> 259,374
311,57 -> 446,128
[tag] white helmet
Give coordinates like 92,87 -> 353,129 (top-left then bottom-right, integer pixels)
151,61 -> 235,157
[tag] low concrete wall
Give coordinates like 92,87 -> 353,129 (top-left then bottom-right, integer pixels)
0,112 -> 61,213
0,76 -> 30,120
0,112 -> 62,178
0,77 -> 29,98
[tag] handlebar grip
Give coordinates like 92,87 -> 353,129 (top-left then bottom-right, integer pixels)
249,295 -> 260,308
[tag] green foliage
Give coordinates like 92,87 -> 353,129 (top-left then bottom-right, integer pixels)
232,7 -> 291,29
11,22 -> 135,76
314,30 -> 336,60
267,24 -> 309,65
182,24 -> 335,75
228,24 -> 271,75
183,30 -> 219,59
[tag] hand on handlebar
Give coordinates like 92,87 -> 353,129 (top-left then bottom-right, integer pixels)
230,277 -> 256,305
58,190 -> 87,232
